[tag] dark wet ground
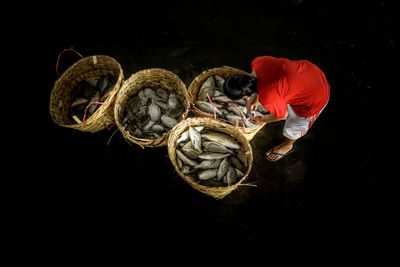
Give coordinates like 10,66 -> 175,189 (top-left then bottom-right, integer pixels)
2,0 -> 395,265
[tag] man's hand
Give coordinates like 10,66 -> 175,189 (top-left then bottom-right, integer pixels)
248,115 -> 267,125
246,93 -> 259,114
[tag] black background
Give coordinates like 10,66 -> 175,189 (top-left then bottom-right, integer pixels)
2,0 -> 395,265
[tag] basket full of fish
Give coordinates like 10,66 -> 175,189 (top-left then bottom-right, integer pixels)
114,68 -> 191,148
188,66 -> 269,140
168,117 -> 253,199
50,55 -> 124,132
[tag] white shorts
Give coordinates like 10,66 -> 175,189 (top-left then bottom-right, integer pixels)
283,102 -> 327,140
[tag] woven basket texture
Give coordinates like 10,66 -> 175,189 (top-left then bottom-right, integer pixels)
188,65 -> 266,140
49,55 -> 124,133
114,68 -> 190,148
167,117 -> 253,199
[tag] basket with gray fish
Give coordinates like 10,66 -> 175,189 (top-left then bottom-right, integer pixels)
50,55 -> 124,133
114,68 -> 191,148
188,66 -> 269,140
168,117 -> 253,199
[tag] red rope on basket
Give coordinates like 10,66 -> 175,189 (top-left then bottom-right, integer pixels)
209,96 -> 247,134
206,93 -> 217,119
82,102 -> 111,127
56,48 -> 84,76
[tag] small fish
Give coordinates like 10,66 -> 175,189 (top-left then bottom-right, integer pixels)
198,152 -> 230,160
226,166 -> 237,186
154,100 -> 170,110
177,157 -> 183,169
235,168 -> 245,178
176,150 -> 198,166
203,141 -> 233,154
181,165 -> 196,174
151,124 -> 165,132
176,127 -> 204,145
71,97 -> 88,108
156,88 -> 169,100
195,101 -> 223,116
198,76 -> 215,101
161,115 -> 178,128
194,159 -> 221,170
97,75 -> 109,94
189,127 -> 202,153
143,120 -> 155,132
182,145 -> 201,159
148,103 -> 161,122
236,149 -> 248,168
230,156 -> 245,172
217,157 -> 230,180
168,93 -> 179,109
198,169 -> 218,180
143,88 -> 163,101
213,75 -> 225,89
201,132 -> 240,149
88,91 -> 100,115
225,113 -> 244,127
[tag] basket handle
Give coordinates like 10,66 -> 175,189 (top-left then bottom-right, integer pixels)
55,48 -> 83,76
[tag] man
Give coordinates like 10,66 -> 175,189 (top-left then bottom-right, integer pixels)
223,55 -> 330,162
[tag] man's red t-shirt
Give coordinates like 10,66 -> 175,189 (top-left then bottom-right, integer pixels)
251,56 -> 330,118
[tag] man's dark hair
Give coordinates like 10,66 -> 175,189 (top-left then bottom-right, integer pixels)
223,74 -> 258,100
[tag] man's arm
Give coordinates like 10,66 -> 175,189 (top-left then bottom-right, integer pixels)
249,111 -> 288,125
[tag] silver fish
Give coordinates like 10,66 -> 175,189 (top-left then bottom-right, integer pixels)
230,156 -> 245,172
143,120 -> 155,132
176,150 -> 198,166
71,97 -> 88,108
198,152 -> 230,160
148,103 -> 161,122
226,166 -> 237,186
203,141 -> 233,154
156,88 -> 169,100
155,100 -> 170,110
189,127 -> 202,153
236,149 -> 248,168
176,127 -> 204,145
217,157 -> 230,180
198,76 -> 215,101
182,144 -> 201,159
235,168 -> 245,178
201,132 -> 240,149
177,157 -> 183,169
168,93 -> 179,109
195,101 -> 223,116
151,124 -> 165,132
194,159 -> 221,170
181,165 -> 196,174
232,98 -> 246,106
97,75 -> 109,94
213,95 -> 232,102
88,91 -> 100,115
161,115 -> 178,128
214,75 -> 225,90
198,169 -> 218,180
225,113 -> 244,127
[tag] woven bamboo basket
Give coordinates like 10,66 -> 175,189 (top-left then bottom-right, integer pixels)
114,68 -> 190,148
49,55 -> 124,133
168,117 -> 253,199
188,65 -> 266,141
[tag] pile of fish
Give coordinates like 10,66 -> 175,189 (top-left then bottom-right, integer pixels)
69,75 -> 116,123
175,126 -> 248,187
120,87 -> 185,140
194,75 -> 269,128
